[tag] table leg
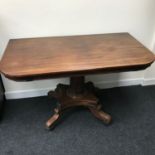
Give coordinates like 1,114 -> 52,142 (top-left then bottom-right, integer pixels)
46,76 -> 112,130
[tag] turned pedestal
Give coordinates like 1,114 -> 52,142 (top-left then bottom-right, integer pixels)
46,76 -> 112,130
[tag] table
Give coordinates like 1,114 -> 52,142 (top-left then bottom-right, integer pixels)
0,33 -> 154,130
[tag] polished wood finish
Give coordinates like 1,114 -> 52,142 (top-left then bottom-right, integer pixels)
0,33 -> 154,81
0,33 -> 154,129
46,76 -> 112,130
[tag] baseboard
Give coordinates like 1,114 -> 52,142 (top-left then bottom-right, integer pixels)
142,78 -> 155,86
95,78 -> 144,89
5,87 -> 55,100
5,78 -> 155,99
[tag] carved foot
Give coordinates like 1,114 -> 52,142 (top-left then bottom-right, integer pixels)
46,108 -> 60,130
89,107 -> 112,124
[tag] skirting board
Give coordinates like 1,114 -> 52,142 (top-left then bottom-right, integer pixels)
5,78 -> 155,99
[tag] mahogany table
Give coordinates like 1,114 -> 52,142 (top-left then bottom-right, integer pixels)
0,33 -> 154,130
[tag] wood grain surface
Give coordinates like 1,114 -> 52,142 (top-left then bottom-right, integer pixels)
0,33 -> 154,80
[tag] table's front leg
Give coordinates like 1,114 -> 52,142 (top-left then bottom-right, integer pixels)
46,108 -> 60,130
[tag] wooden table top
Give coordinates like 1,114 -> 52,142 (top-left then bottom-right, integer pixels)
0,33 -> 154,81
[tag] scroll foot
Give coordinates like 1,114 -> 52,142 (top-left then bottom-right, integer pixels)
46,108 -> 60,130
89,107 -> 112,124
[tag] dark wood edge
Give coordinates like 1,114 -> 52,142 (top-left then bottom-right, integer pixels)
0,75 -> 5,121
0,76 -> 5,92
1,62 -> 154,81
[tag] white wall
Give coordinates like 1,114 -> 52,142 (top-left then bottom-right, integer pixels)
143,27 -> 155,84
0,0 -> 155,99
